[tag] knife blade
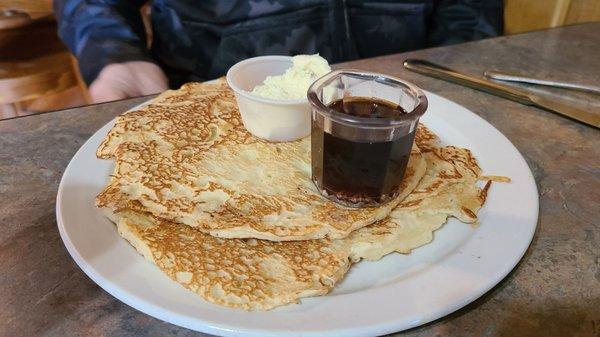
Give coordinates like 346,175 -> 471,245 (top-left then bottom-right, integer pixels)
403,59 -> 600,129
484,70 -> 600,95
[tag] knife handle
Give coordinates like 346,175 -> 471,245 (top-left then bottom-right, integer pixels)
403,59 -> 533,106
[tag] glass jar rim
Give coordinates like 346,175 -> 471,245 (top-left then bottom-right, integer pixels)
307,69 -> 428,128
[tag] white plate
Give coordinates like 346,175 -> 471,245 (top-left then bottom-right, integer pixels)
56,91 -> 538,337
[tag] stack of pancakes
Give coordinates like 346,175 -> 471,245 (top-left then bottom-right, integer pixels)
96,79 -> 493,310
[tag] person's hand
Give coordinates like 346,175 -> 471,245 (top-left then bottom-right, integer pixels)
88,61 -> 169,103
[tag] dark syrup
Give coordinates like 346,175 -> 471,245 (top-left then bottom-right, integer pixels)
312,97 -> 416,206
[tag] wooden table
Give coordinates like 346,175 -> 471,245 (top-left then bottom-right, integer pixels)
1,23 -> 599,337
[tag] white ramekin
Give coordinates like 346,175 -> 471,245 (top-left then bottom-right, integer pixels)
226,55 -> 311,142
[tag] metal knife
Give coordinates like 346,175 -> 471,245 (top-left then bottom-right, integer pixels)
403,59 -> 600,129
484,70 -> 600,95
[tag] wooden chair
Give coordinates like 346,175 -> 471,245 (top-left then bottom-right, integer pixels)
0,0 -> 52,21
0,1 -> 89,119
0,8 -> 33,30
0,52 -> 86,117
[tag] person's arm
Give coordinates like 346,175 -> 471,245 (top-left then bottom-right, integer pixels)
427,0 -> 503,47
55,0 -> 168,102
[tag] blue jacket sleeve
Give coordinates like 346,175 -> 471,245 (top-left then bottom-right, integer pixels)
427,0 -> 504,47
54,0 -> 155,84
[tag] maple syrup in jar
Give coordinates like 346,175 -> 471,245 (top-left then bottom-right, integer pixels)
307,70 -> 427,207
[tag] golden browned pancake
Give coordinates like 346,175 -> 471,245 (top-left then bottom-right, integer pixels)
107,138 -> 492,310
96,80 -> 426,241
346,145 -> 490,261
111,209 -> 351,311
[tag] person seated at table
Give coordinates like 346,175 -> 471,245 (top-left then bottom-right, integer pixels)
55,0 -> 503,103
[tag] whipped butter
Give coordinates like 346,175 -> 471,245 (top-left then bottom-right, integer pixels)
251,54 -> 331,100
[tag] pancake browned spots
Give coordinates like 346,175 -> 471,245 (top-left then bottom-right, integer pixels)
96,79 -> 427,241
108,138 -> 496,310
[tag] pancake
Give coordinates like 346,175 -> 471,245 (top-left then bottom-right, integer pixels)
107,140 -> 493,310
111,209 -> 350,311
96,80 -> 426,241
346,145 -> 490,261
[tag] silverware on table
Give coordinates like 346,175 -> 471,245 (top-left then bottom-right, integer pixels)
484,70 -> 600,95
402,59 -> 600,129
